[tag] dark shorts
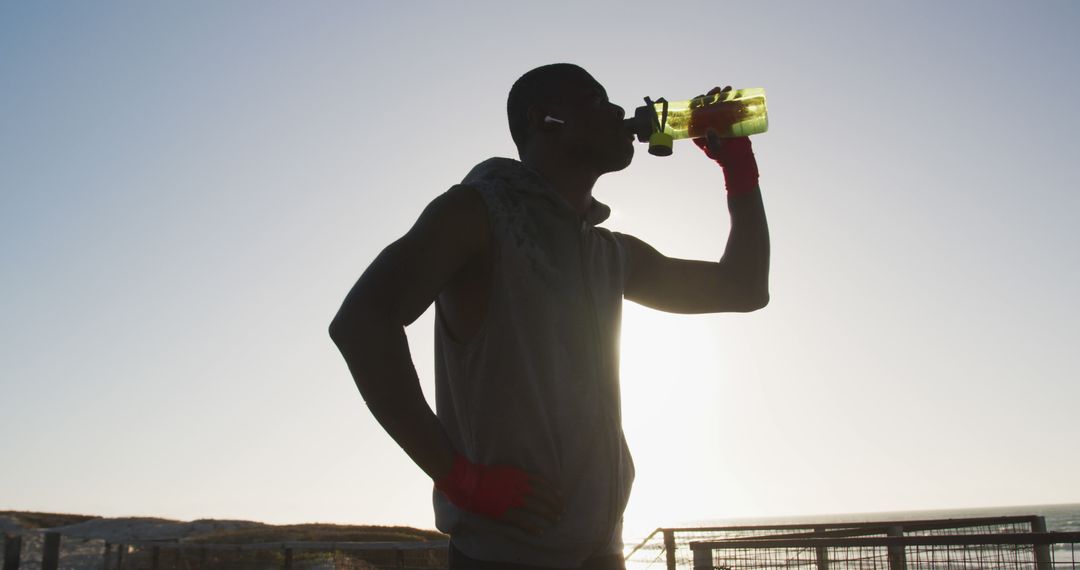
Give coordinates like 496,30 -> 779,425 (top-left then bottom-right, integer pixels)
448,542 -> 626,570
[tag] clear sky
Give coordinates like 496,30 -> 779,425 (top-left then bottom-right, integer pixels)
2,1 -> 1078,542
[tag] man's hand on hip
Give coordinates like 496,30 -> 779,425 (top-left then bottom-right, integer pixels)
435,453 -> 565,535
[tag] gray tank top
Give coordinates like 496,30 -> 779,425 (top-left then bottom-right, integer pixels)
432,158 -> 635,567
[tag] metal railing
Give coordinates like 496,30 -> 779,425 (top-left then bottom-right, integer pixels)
1,515 -> 1060,570
624,516 -> 1049,570
2,533 -> 449,570
689,531 -> 1080,570
103,539 -> 450,570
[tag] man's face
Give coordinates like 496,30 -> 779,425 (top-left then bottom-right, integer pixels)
550,79 -> 634,173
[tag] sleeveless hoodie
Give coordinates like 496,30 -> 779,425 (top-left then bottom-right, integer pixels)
432,158 -> 635,567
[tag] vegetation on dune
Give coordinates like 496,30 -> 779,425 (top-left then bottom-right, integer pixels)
185,523 -> 447,544
0,511 -> 447,544
0,511 -> 102,529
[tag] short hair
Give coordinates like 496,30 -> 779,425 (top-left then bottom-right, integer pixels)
507,63 -> 595,151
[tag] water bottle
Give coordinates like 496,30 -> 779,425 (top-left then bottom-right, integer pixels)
623,88 -> 769,156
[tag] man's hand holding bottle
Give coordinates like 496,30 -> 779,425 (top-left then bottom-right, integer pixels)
693,85 -> 761,196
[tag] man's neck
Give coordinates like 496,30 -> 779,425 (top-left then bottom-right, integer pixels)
522,150 -> 599,219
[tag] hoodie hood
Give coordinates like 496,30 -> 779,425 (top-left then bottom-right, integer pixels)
461,157 -> 612,226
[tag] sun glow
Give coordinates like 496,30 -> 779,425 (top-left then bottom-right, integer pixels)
618,301 -> 756,537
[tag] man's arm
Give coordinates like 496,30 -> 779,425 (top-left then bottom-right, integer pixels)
622,95 -> 770,315
328,185 -> 483,481
328,185 -> 563,533
620,187 -> 770,314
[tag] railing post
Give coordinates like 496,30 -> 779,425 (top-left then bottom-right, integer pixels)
3,533 -> 22,570
283,547 -> 293,570
103,542 -> 111,570
1032,516 -> 1052,570
117,543 -> 124,570
151,545 -> 160,570
663,529 -> 677,570
814,526 -> 830,570
886,526 -> 906,570
41,532 -> 60,570
396,548 -> 406,570
692,544 -> 712,570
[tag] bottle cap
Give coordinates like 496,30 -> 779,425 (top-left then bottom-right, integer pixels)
648,132 -> 673,156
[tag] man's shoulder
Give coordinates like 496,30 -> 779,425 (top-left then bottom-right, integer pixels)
405,184 -> 490,260
426,183 -> 485,221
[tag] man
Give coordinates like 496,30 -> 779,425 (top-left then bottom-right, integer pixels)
329,63 -> 769,570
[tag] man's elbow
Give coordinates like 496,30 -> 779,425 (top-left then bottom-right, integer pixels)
329,305 -> 370,346
731,290 -> 769,313
328,313 -> 353,347
329,298 -> 399,346
743,272 -> 770,311
328,316 -> 346,344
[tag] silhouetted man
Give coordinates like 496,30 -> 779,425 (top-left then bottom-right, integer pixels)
330,63 -> 770,570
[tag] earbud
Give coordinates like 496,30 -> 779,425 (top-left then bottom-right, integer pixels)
544,116 -> 565,125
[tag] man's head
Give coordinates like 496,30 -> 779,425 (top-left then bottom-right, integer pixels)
507,63 -> 633,173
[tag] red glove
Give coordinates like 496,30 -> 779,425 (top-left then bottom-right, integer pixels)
693,134 -> 760,196
435,454 -> 531,519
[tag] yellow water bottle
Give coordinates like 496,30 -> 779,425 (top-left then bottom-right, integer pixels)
624,88 -> 769,156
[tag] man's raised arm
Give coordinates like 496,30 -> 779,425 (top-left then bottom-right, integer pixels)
620,185 -> 769,313
621,90 -> 770,314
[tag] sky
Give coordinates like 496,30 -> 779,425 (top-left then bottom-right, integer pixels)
2,1 -> 1078,543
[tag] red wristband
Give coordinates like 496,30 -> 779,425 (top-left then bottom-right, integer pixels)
435,454 -> 530,519
692,135 -> 760,196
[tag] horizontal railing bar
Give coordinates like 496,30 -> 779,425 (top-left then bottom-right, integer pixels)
280,540 -> 448,552
724,526 -> 898,541
691,531 -> 1080,551
666,514 -> 1041,535
715,520 -> 1046,542
116,540 -> 449,552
